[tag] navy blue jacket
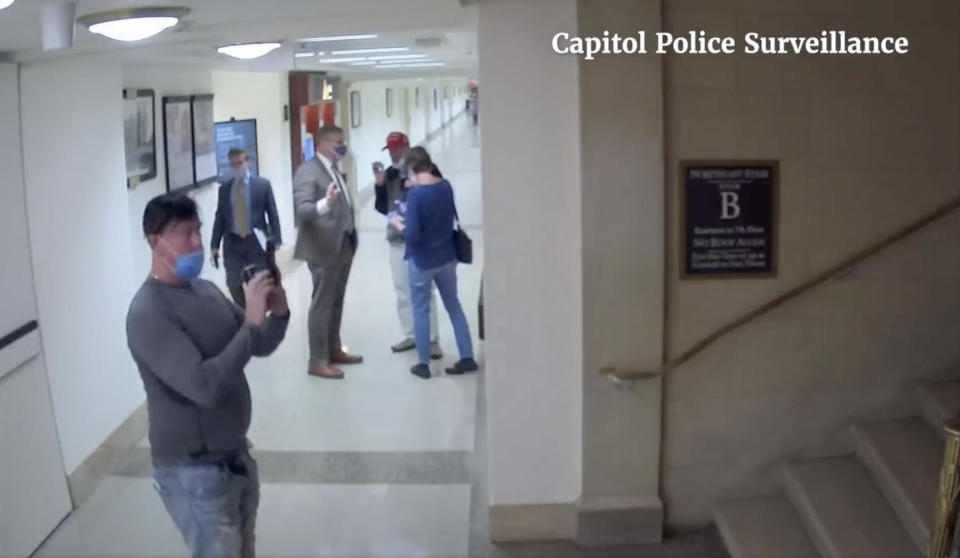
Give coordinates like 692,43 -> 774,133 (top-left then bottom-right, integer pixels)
403,180 -> 458,270
211,175 -> 282,250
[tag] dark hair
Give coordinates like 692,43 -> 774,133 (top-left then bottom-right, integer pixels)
406,146 -> 434,174
315,125 -> 343,143
142,194 -> 198,237
227,148 -> 247,159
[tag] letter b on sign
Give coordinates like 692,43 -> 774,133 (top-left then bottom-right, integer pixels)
721,192 -> 741,220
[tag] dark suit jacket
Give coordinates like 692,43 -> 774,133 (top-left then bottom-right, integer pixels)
374,164 -> 444,216
211,175 -> 282,251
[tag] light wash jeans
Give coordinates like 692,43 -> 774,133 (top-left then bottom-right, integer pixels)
408,259 -> 474,365
390,243 -> 439,342
152,452 -> 259,558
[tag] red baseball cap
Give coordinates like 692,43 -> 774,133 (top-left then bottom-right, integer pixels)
382,131 -> 409,151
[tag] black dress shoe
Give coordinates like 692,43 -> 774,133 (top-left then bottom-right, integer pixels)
410,364 -> 431,379
445,359 -> 479,375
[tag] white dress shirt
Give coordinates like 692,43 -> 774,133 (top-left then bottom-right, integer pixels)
314,151 -> 375,216
315,152 -> 351,216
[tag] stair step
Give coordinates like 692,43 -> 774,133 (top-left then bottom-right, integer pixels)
785,456 -> 921,558
917,380 -> 960,434
852,417 -> 942,553
715,495 -> 820,558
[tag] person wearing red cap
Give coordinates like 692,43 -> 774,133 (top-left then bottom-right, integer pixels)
374,131 -> 442,357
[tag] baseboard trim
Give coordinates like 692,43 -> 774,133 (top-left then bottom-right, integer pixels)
577,497 -> 664,546
67,402 -> 148,508
489,502 -> 578,542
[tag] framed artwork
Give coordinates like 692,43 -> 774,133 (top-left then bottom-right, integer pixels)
162,96 -> 195,192
386,88 -> 394,118
122,89 -> 156,189
350,90 -> 361,129
191,94 -> 217,186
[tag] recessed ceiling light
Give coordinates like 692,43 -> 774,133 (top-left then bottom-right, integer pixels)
350,61 -> 377,66
0,0 -> 15,11
77,7 -> 190,42
218,42 -> 282,59
367,54 -> 427,61
301,34 -> 377,43
316,57 -> 367,64
333,47 -> 409,55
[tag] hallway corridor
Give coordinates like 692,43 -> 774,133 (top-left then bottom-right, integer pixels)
36,117 -> 485,558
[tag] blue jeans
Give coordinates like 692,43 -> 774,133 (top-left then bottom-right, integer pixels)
153,452 -> 259,558
408,259 -> 474,365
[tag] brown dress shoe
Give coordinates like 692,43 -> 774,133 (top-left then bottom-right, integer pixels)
308,364 -> 345,379
330,351 -> 364,365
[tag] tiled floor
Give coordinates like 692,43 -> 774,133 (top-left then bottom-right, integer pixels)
35,116 -> 725,557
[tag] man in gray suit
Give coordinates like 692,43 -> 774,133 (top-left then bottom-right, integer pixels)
294,125 -> 363,380
211,148 -> 282,307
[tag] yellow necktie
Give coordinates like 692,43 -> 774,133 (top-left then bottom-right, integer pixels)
235,181 -> 249,237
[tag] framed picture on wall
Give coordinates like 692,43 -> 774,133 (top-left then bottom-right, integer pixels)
386,88 -> 394,118
191,94 -> 217,186
162,96 -> 195,192
122,89 -> 156,189
350,90 -> 362,128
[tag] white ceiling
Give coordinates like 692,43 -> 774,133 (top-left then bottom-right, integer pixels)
0,0 -> 477,78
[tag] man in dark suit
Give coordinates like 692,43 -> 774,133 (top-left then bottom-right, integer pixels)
293,125 -> 363,380
211,148 -> 282,307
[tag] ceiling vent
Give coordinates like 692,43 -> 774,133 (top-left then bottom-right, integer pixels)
415,37 -> 443,48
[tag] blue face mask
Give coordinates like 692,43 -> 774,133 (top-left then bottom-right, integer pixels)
334,145 -> 348,160
174,251 -> 204,279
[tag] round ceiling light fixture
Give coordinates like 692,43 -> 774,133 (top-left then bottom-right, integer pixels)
217,42 -> 282,59
0,0 -> 15,11
77,7 -> 189,42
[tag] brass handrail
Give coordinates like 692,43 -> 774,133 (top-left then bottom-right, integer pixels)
929,414 -> 960,558
600,195 -> 960,384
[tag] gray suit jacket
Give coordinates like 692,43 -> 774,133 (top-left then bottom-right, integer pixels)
293,157 -> 355,266
211,176 -> 282,250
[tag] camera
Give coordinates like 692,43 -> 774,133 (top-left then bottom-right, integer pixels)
242,264 -> 267,284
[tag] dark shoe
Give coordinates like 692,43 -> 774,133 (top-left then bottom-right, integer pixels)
445,359 -> 479,375
430,342 -> 443,360
330,351 -> 364,365
411,364 -> 431,380
308,364 -> 345,380
391,338 -> 416,352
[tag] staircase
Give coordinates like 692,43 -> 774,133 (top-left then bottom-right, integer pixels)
714,379 -> 960,558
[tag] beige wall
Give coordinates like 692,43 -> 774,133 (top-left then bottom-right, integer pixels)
662,0 -> 960,527
578,0 -> 665,523
479,0 -> 584,511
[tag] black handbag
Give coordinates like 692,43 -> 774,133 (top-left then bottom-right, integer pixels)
453,206 -> 473,264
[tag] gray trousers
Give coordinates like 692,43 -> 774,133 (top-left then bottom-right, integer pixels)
307,243 -> 354,366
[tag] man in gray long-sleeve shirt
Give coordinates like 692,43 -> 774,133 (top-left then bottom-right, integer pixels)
127,194 -> 289,558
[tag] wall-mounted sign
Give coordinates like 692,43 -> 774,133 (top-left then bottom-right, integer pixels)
215,119 -> 259,178
681,160 -> 778,278
321,79 -> 335,101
